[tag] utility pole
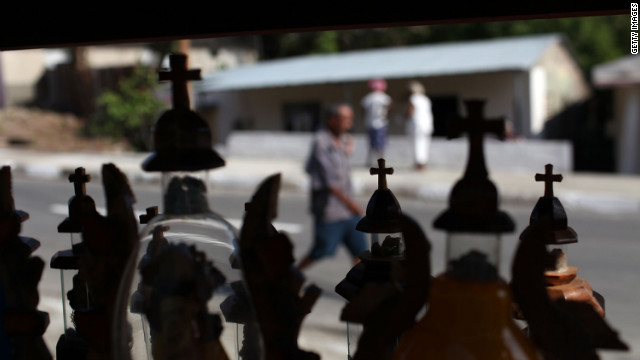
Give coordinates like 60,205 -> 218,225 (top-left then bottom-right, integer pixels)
177,39 -> 195,108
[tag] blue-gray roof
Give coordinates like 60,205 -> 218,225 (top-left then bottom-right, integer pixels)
592,55 -> 640,87
197,33 -> 566,92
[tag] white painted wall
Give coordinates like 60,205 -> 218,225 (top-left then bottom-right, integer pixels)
200,71 -> 521,143
0,44 -> 256,107
529,66 -> 547,135
0,49 -> 49,105
535,42 -> 591,127
1,49 -> 46,84
85,46 -> 155,68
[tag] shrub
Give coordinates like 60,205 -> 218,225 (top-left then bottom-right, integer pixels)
92,65 -> 166,151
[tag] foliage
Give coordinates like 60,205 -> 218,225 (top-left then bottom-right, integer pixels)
146,41 -> 180,67
91,65 -> 166,151
257,15 -> 629,76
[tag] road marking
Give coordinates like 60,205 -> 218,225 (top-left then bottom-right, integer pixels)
49,204 -> 303,234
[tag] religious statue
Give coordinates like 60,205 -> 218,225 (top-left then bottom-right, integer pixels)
0,166 -> 51,360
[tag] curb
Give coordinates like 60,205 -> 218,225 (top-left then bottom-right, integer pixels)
3,152 -> 640,216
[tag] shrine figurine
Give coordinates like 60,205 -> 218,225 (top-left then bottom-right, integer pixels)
129,206 -> 166,316
515,164 -> 604,318
512,214 -> 628,359
218,200 -> 274,360
339,212 -> 431,360
55,163 -> 138,360
335,158 -> 420,359
392,99 -> 541,360
237,173 -> 321,360
0,166 -> 51,360
113,53 -> 263,360
50,167 -> 99,360
336,159 -> 403,301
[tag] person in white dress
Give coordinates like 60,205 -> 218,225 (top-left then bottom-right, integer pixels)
405,81 -> 434,171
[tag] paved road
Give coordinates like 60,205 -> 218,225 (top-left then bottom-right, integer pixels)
10,176 -> 640,360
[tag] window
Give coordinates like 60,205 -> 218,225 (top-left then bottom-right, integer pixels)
283,102 -> 321,132
430,95 -> 459,137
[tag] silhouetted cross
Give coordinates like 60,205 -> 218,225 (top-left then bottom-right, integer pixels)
535,164 -> 562,198
69,167 -> 90,196
158,54 -> 201,109
370,158 -> 394,189
139,206 -> 159,224
451,100 -> 506,178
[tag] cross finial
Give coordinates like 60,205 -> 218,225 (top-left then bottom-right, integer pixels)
370,158 -> 394,189
450,100 -> 506,178
68,167 -> 90,196
158,53 -> 201,110
535,164 -> 562,198
139,206 -> 159,224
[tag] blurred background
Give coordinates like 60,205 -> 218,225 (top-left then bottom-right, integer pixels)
1,9 -> 639,360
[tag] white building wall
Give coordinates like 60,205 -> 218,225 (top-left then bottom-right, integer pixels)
529,66 -> 547,135
0,49 -> 47,105
199,71 -> 521,143
85,46 -> 155,68
535,42 -> 591,129
0,44 -> 256,107
1,49 -> 46,84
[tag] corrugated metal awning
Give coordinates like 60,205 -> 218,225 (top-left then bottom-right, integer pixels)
593,55 -> 640,88
197,33 -> 565,92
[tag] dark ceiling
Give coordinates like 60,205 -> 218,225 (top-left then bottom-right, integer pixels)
0,4 -> 628,51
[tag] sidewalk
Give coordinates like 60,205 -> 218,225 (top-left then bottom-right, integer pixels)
1,148 -> 640,215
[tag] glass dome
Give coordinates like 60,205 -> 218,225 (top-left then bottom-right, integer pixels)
114,171 -> 263,360
113,53 -> 262,360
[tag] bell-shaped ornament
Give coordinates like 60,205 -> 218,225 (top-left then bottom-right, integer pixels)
113,53 -> 263,360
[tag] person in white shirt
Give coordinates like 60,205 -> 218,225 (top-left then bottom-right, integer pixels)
361,78 -> 392,167
405,81 -> 434,171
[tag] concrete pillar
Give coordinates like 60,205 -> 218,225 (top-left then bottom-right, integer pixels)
178,39 -> 195,109
512,71 -> 531,137
616,86 -> 640,174
0,54 -> 5,107
530,66 -> 547,136
342,82 -> 354,107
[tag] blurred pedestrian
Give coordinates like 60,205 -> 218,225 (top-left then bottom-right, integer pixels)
404,81 -> 433,171
297,103 -> 367,271
361,78 -> 392,167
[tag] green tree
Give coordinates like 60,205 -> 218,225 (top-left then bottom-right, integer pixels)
92,65 -> 166,151
420,16 -> 628,78
146,41 -> 180,68
257,15 -> 629,77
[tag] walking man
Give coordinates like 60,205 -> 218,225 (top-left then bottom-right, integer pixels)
297,103 -> 367,271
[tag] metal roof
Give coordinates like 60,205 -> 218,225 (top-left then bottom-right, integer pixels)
197,33 -> 566,92
592,55 -> 640,87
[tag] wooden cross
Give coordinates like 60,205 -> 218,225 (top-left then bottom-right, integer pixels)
370,158 -> 394,189
450,100 -> 506,178
139,206 -> 159,225
158,53 -> 201,109
535,164 -> 562,198
69,167 -> 90,196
